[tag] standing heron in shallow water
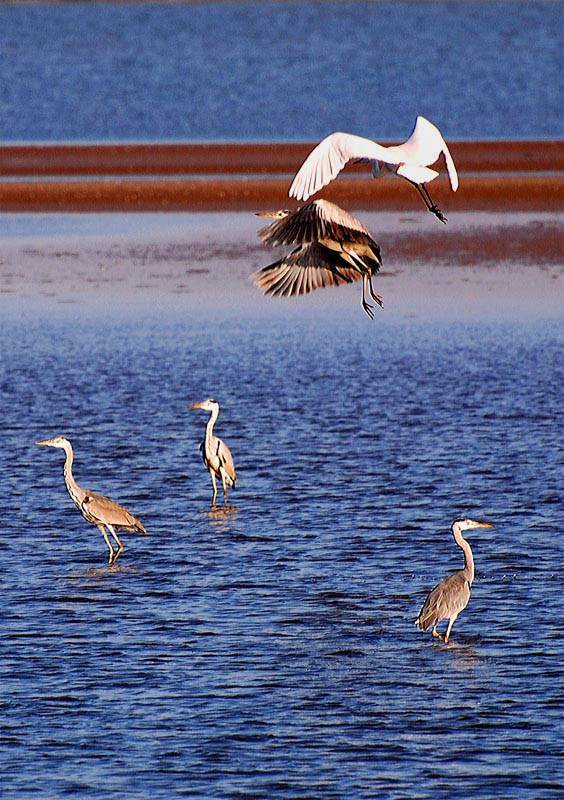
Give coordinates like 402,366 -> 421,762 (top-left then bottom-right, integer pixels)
289,116 -> 458,223
415,518 -> 493,644
190,399 -> 237,507
36,436 -> 146,565
251,199 -> 383,319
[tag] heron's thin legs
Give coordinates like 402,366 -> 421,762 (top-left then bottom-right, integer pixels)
221,471 -> 228,505
444,616 -> 457,644
97,522 -> 115,564
107,523 -> 123,564
432,624 -> 444,642
210,470 -> 218,506
361,274 -> 375,319
368,273 -> 383,308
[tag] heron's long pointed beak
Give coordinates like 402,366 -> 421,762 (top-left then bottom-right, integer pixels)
36,439 -> 54,447
255,211 -> 277,217
190,403 -> 203,410
475,522 -> 494,529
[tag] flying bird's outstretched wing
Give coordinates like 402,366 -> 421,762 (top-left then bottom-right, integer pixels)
289,132 -> 396,201
399,116 -> 458,190
251,242 -> 362,298
258,199 -> 376,247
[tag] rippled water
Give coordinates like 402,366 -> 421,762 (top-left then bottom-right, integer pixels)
0,1 -> 562,141
1,303 -> 563,798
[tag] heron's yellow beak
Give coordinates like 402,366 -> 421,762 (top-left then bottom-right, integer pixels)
36,439 -> 52,447
190,403 -> 203,410
255,211 -> 276,217
476,522 -> 494,528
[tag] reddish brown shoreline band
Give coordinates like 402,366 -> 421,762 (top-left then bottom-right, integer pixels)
0,175 -> 562,212
1,141 -> 563,176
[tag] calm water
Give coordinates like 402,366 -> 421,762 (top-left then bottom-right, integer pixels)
0,1 -> 562,142
1,305 -> 563,798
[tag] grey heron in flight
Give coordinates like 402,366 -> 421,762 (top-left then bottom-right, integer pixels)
289,116 -> 458,223
190,399 -> 237,507
415,518 -> 493,644
36,436 -> 146,565
251,199 -> 383,319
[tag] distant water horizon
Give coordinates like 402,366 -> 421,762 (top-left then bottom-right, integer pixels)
0,1 -> 562,143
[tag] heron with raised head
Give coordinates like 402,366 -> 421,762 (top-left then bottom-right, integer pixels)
415,518 -> 493,644
289,116 -> 458,223
36,436 -> 146,565
190,399 -> 237,507
251,199 -> 383,319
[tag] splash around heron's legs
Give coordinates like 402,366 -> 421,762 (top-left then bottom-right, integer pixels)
207,503 -> 238,516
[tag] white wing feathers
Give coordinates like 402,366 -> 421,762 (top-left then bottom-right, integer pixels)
399,116 -> 459,191
289,116 -> 458,201
289,132 -> 393,201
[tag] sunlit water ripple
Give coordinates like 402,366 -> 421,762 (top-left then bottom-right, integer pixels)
1,308 -> 563,798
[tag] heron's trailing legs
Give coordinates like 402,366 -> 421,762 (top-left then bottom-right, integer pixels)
410,180 -> 447,224
361,274 -> 383,320
368,273 -> 383,308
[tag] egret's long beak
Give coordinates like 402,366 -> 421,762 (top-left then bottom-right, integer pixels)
190,403 -> 203,410
36,439 -> 54,447
475,522 -> 494,529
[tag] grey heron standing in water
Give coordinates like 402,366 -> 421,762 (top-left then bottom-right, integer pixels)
415,518 -> 493,644
190,399 -> 237,507
289,116 -> 458,223
36,436 -> 146,565
251,199 -> 383,319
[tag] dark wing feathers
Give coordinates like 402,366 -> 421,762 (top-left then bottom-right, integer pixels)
258,200 -> 377,247
251,242 -> 362,299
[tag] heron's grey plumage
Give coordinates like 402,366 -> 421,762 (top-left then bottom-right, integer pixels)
415,518 -> 493,644
36,436 -> 146,565
251,200 -> 383,318
190,399 -> 237,507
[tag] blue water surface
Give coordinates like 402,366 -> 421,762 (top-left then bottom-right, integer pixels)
0,1 -> 562,142
1,302 -> 563,799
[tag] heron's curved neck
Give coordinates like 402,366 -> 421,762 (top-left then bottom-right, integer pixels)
205,406 -> 219,446
453,525 -> 474,584
61,441 -> 80,501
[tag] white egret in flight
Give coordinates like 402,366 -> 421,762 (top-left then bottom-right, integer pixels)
289,116 -> 458,223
